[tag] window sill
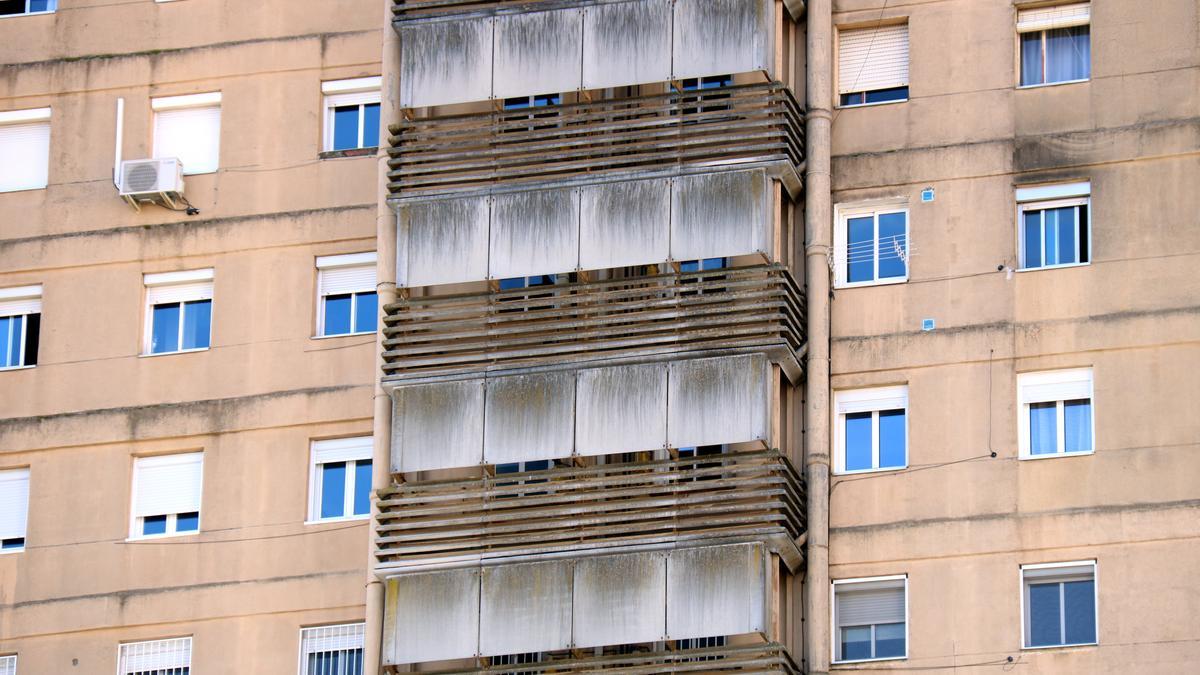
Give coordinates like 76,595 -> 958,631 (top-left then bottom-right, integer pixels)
1021,641 -> 1097,651
126,531 -> 200,542
835,276 -> 908,290
304,514 -> 371,526
1015,262 -> 1090,273
0,11 -> 55,19
320,147 -> 378,160
834,98 -> 908,110
1017,78 -> 1089,90
833,655 -> 907,666
0,547 -> 25,555
834,464 -> 907,477
139,347 -> 211,358
312,331 -> 376,340
0,365 -> 35,372
1018,449 -> 1094,461
0,185 -> 49,193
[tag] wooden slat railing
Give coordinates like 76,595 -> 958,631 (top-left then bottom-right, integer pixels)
401,642 -> 801,674
382,264 -> 805,381
387,82 -> 804,197
375,449 -> 806,573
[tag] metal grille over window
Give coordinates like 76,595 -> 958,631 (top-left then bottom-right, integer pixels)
117,637 -> 191,675
300,623 -> 365,675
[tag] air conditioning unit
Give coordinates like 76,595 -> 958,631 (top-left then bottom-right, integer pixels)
119,158 -> 185,211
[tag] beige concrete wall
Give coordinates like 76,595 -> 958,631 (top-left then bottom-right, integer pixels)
0,0 -> 382,671
827,0 -> 1199,672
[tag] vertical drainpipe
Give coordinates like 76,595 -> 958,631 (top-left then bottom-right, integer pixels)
803,0 -> 833,673
364,1 -> 401,670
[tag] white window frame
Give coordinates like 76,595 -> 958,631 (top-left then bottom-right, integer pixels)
322,77 -> 382,153
1016,3 -> 1091,89
152,92 -> 221,175
0,468 -> 31,554
117,636 -> 192,674
315,252 -> 378,338
298,622 -> 366,675
1020,560 -> 1099,650
831,574 -> 909,664
0,0 -> 56,18
0,107 -> 51,192
833,386 -> 909,475
142,269 -> 214,356
834,200 -> 910,289
1017,368 -> 1095,460
129,453 -> 204,541
835,22 -> 910,109
308,437 -> 373,524
0,284 -> 42,371
1016,181 -> 1091,271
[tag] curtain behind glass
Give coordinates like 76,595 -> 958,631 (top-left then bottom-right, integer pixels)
1020,32 -> 1044,85
1046,27 -> 1090,83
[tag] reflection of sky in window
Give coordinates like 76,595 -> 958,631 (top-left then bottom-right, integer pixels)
845,412 -> 872,471
1029,402 -> 1057,454
878,410 -> 906,468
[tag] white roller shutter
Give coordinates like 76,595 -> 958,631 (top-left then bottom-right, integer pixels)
838,24 -> 909,95
145,281 -> 212,306
325,90 -> 380,108
1018,3 -> 1090,32
0,285 -> 43,317
312,436 -> 372,465
154,105 -> 221,175
0,468 -> 30,541
0,112 -> 51,192
317,252 -> 377,297
133,453 -> 203,518
1018,368 -> 1092,404
835,385 -> 908,415
837,579 -> 906,626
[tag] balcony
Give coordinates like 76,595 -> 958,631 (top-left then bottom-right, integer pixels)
405,643 -> 801,674
375,449 -> 806,574
388,82 -> 804,198
382,264 -> 805,383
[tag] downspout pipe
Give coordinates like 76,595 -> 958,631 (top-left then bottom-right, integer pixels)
803,0 -> 833,673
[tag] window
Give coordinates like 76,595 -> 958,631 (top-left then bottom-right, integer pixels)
503,94 -> 561,133
677,636 -> 727,662
1018,3 -> 1090,86
153,92 -> 221,175
834,204 -> 908,287
316,253 -> 377,337
838,23 -> 909,106
1022,561 -> 1097,648
833,576 -> 907,663
681,75 -> 733,115
0,655 -> 14,674
1018,368 -> 1093,459
0,285 -> 41,369
309,437 -> 373,522
0,0 -> 55,17
679,257 -> 728,272
834,386 -> 907,474
0,108 -> 50,192
0,468 -> 30,553
130,453 -> 203,539
299,623 -> 365,675
143,270 -> 213,355
1017,181 -> 1090,270
117,637 -> 191,675
323,77 -> 381,152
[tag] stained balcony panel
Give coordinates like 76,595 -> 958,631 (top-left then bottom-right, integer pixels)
671,169 -> 770,263
390,643 -> 800,674
488,188 -> 580,281
673,0 -> 773,80
383,568 -> 480,664
582,0 -> 673,90
667,543 -> 767,640
575,363 -> 667,457
578,177 -> 671,271
398,195 -> 490,287
572,551 -> 667,648
398,18 -> 493,109
493,9 -> 584,99
668,354 -> 770,449
480,561 -> 574,656
391,379 -> 484,473
483,371 -> 576,465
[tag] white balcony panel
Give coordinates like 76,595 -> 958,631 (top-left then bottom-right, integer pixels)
582,0 -> 673,90
480,561 -> 574,656
667,543 -> 766,640
493,9 -> 583,100
671,169 -> 770,262
489,188 -> 580,280
392,380 -> 484,473
383,568 -> 480,665
672,0 -> 773,80
398,196 -> 490,287
668,354 -> 769,448
576,363 -> 667,457
573,551 -> 667,648
483,371 -> 576,465
579,178 -> 670,271
400,18 -> 494,109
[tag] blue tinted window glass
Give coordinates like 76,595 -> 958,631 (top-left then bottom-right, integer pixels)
878,409 -> 906,468
0,316 -> 18,367
534,94 -> 561,106
1063,579 -> 1096,644
1024,211 -> 1043,268
1053,206 -> 1077,265
333,106 -> 361,151
2,537 -> 25,550
496,463 -> 519,474
353,459 -> 373,516
1021,31 -> 1044,85
864,86 -> 909,103
877,212 -> 907,279
847,216 -> 875,283
324,294 -> 352,336
181,299 -> 211,350
1046,26 -> 1089,83
176,511 -> 199,532
30,0 -> 56,12
680,261 -> 699,272
362,103 -> 380,148
840,626 -> 871,661
498,277 -> 527,290
1029,402 -> 1058,455
503,97 -> 531,110
1063,400 -> 1092,453
151,303 -> 180,354
875,622 -> 906,658
354,292 -> 378,333
845,412 -> 873,471
320,462 -> 347,519
701,257 -> 727,271
1044,209 -> 1059,265
1029,582 -> 1062,647
525,460 -> 551,471
142,515 -> 168,536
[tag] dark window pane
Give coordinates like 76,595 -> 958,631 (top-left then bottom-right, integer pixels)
503,97 -> 531,110
877,212 -> 907,279
1064,399 -> 1092,453
1021,32 -> 1044,85
1,537 -> 24,549
1063,579 -> 1096,644
142,515 -> 168,536
875,622 -> 906,658
1054,206 -> 1078,264
362,103 -> 380,148
1078,205 -> 1089,263
1046,26 -> 1089,83
323,294 -> 352,336
534,93 -> 561,106
1029,582 -> 1062,646
321,462 -> 347,519
496,463 -> 519,475
354,292 -> 378,333
353,459 -> 373,515
864,86 -> 909,103
1024,210 -> 1043,268
176,511 -> 199,532
333,105 -> 361,150
1030,402 -> 1058,455
847,216 -> 875,282
878,409 -> 906,468
840,92 -> 866,107
845,412 -> 873,471
23,312 -> 39,366
840,625 -> 872,660
151,303 -> 180,354
0,0 -> 26,14
182,299 -> 211,350
525,460 -> 551,471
